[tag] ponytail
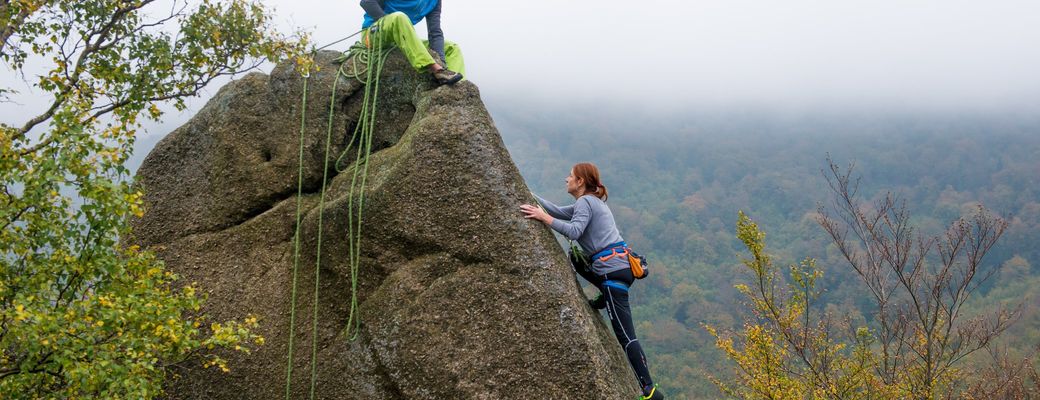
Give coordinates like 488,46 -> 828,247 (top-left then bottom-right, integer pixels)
573,162 -> 609,201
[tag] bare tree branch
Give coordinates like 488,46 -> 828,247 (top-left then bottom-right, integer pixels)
817,156 -> 1013,396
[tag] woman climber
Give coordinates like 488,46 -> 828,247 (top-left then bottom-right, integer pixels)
359,0 -> 464,85
519,162 -> 665,400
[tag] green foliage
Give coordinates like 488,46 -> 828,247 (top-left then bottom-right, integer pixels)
707,212 -> 882,400
715,207 -> 1022,399
1,0 -> 308,397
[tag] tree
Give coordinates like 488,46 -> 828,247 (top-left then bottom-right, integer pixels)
711,160 -> 1023,399
0,0 -> 308,397
817,160 -> 1016,398
708,211 -> 883,400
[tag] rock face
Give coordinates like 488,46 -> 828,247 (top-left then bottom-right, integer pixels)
134,50 -> 638,399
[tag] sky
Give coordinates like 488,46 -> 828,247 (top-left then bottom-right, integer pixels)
3,0 -> 1040,138
277,0 -> 1040,112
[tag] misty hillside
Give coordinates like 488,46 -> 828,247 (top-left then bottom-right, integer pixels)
491,104 -> 1040,398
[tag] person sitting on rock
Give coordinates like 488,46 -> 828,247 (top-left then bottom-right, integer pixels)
519,162 -> 665,400
360,0 -> 464,85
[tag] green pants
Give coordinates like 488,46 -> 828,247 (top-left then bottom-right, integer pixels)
363,12 -> 466,76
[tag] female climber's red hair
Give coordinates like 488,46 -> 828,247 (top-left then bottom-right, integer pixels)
573,162 -> 608,201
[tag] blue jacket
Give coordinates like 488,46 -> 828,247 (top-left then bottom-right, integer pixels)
361,0 -> 440,28
360,0 -> 444,58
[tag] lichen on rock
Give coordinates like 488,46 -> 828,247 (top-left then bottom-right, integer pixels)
133,50 -> 637,399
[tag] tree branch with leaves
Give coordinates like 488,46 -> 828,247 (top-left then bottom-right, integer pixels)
712,160 -> 1024,400
0,0 -> 309,397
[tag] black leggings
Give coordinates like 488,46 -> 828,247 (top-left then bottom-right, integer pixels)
575,265 -> 655,390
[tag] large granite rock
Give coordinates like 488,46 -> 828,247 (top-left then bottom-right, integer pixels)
133,50 -> 638,399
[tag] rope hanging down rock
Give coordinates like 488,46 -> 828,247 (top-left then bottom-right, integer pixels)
283,25 -> 395,400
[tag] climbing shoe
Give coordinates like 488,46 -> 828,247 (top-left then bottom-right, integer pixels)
432,68 -> 463,85
588,294 -> 606,310
639,384 -> 664,400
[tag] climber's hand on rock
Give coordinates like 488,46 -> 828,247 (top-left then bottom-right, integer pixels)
519,204 -> 552,225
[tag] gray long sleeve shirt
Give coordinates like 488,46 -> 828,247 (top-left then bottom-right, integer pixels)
359,0 -> 445,59
535,194 -> 629,275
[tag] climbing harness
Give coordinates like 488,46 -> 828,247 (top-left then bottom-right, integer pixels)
603,279 -> 631,292
592,241 -> 629,263
283,23 -> 396,400
591,241 -> 649,280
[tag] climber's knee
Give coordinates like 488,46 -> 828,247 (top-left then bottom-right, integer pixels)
381,12 -> 409,28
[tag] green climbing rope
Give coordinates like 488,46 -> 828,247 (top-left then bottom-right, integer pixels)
283,23 -> 395,400
337,37 -> 395,341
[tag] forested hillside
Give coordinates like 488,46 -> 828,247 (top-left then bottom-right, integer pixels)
491,101 -> 1040,398
126,101 -> 1038,398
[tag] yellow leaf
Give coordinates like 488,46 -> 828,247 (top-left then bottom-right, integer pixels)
14,304 -> 29,321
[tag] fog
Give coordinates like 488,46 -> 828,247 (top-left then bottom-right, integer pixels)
3,0 -> 1040,141
285,0 -> 1040,112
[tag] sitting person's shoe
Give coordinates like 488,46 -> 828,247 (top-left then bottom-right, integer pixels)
640,384 -> 664,400
433,68 -> 463,85
588,294 -> 606,310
